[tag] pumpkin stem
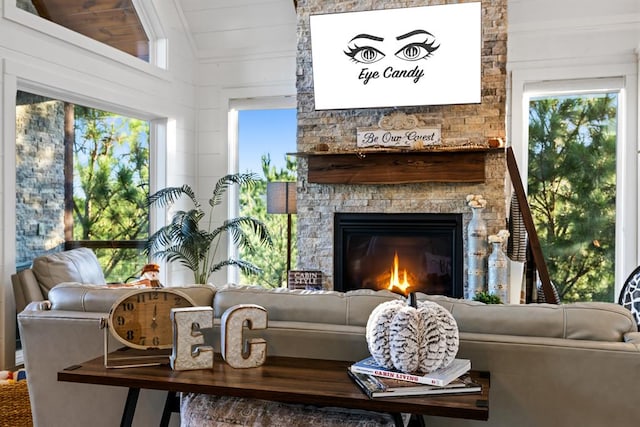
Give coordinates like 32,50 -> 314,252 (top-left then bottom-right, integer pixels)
408,292 -> 417,308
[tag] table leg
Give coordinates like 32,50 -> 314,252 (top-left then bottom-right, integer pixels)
392,413 -> 404,427
160,391 -> 179,427
121,388 -> 140,427
408,413 -> 426,427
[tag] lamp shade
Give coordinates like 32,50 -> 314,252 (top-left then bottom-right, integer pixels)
267,182 -> 297,214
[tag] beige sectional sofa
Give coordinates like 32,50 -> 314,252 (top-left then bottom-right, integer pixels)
14,249 -> 640,426
18,280 -> 640,427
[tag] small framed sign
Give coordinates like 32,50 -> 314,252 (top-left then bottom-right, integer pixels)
357,111 -> 441,149
288,270 -> 323,290
357,127 -> 441,149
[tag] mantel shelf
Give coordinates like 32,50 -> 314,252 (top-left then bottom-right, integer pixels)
292,147 -> 503,185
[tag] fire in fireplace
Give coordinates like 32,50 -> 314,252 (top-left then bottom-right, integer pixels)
334,213 -> 463,297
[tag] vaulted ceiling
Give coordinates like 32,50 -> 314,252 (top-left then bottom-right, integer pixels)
28,0 -> 298,62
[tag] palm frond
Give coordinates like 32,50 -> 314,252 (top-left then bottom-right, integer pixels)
209,173 -> 258,207
225,217 -> 273,251
209,259 -> 262,276
147,184 -> 199,209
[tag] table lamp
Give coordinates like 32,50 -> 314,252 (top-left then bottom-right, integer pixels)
266,182 -> 297,272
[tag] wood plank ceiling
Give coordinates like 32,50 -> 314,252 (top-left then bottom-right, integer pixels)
31,0 -> 149,61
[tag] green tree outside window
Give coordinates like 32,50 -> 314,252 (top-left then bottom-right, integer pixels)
240,154 -> 297,288
528,94 -> 617,302
73,107 -> 150,281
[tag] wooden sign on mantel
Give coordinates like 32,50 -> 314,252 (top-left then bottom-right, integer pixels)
357,111 -> 442,149
356,127 -> 441,149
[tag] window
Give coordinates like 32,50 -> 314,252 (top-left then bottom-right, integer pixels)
233,106 -> 297,287
524,81 -> 625,302
16,91 -> 150,282
16,0 -> 150,62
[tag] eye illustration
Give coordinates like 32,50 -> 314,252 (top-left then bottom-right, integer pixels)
395,30 -> 439,62
395,41 -> 439,61
345,45 -> 386,64
344,33 -> 385,64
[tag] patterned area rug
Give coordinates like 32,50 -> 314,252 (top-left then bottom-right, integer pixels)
180,393 -> 396,427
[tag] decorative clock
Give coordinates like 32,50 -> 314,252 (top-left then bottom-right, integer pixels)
104,288 -> 196,367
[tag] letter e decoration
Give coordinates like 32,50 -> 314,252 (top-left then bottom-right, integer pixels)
170,307 -> 214,371
221,304 -> 268,368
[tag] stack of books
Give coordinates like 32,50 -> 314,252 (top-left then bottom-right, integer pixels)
348,356 -> 480,398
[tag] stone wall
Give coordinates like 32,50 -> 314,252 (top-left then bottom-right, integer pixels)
295,0 -> 508,294
15,94 -> 66,266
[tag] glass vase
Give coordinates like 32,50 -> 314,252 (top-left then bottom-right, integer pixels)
488,241 -> 509,303
467,206 -> 487,299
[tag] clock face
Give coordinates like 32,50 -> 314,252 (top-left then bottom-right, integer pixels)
108,289 -> 196,350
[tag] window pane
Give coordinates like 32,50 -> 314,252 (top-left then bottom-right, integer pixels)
15,93 -> 150,282
94,247 -> 148,283
238,109 -> 297,288
528,93 -> 618,302
16,0 -> 150,61
73,108 -> 150,280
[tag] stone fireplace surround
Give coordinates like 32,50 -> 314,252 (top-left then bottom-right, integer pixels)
295,0 -> 508,297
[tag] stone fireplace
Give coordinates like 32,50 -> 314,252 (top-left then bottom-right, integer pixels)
294,0 -> 508,296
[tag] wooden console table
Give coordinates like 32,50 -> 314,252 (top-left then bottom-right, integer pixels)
59,350 -> 489,427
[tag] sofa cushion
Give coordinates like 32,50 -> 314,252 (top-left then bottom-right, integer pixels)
213,285 -> 402,326
422,294 -> 637,342
48,283 -> 216,312
32,248 -> 106,297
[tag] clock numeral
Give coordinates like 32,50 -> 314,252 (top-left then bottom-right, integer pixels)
116,316 -> 125,326
152,336 -> 160,346
139,336 -> 146,345
126,330 -> 135,340
123,302 -> 135,311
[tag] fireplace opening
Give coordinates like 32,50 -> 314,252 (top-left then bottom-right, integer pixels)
334,213 -> 463,297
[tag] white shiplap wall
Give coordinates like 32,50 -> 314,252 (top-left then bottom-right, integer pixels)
190,0 -> 297,286
0,0 -> 199,368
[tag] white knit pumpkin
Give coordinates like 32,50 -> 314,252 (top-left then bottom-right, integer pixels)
365,298 -> 459,374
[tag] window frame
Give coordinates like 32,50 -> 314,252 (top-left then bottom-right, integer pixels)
226,95 -> 297,285
511,70 -> 638,301
10,81 -> 168,278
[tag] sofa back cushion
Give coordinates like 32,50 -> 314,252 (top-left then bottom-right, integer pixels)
423,294 -> 637,342
32,248 -> 106,297
213,285 -> 401,326
214,286 -> 635,342
48,283 -> 216,313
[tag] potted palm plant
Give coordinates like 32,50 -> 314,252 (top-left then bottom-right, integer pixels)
145,173 -> 272,284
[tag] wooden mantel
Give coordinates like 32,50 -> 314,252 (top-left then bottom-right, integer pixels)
295,148 -> 502,185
